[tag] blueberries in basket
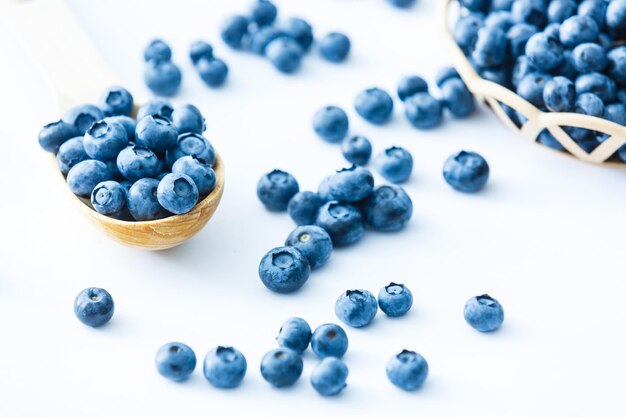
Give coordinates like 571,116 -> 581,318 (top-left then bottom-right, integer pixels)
607,47 -> 626,84
386,350 -> 428,391
203,346 -> 247,389
606,0 -> 626,40
260,348 -> 303,388
335,289 -> 378,328
67,159 -> 112,197
404,92 -> 443,129
547,0 -> 577,24
99,86 -> 134,117
157,173 -> 199,215
397,75 -> 429,102
313,105 -> 349,143
443,150 -> 490,193
311,323 -> 348,359
341,135 -> 372,166
568,92 -> 604,140
440,78 -> 476,118
171,104 -> 206,135
525,32 -> 563,72
464,294 -> 505,332
319,32 -> 351,63
310,357 -> 349,396
172,156 -> 217,196
155,342 -> 197,382
506,23 -> 538,58
559,15 -> 599,48
517,72 -> 551,108
258,246 -> 311,293
91,181 -> 126,217
38,120 -> 79,153
378,283 -> 413,317
472,26 -> 508,68
74,287 -> 115,327
285,225 -> 333,270
543,76 -> 576,112
315,201 -> 365,247
277,317 -> 312,354
83,120 -> 128,161
354,87 -> 394,125
575,72 -> 616,103
56,136 -> 88,175
257,169 -> 299,211
571,43 -> 607,74
266,38 -> 304,74
63,104 -> 105,135
287,191 -> 324,225
374,146 -> 413,184
453,14 -> 484,56
360,185 -> 413,232
511,0 -> 548,29
435,66 -> 461,88
127,178 -> 170,221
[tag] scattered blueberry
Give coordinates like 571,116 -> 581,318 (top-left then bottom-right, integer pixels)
257,169 -> 299,211
144,60 -> 182,97
354,87 -> 394,125
189,40 -> 214,64
278,17 -> 314,52
258,246 -> 311,293
266,38 -> 303,74
221,15 -> 250,49
74,287 -> 114,327
386,350 -> 428,391
203,346 -> 247,388
341,135 -> 372,166
315,201 -> 365,246
472,26 -> 508,68
319,32 -> 351,63
144,39 -> 172,63
443,150 -> 490,193
157,173 -> 199,215
397,75 -> 429,101
276,317 -> 312,354
287,191 -> 324,225
404,92 -> 443,129
250,0 -> 278,27
285,225 -> 333,270
435,66 -> 462,88
38,120 -> 79,153
335,289 -> 378,328
196,57 -> 229,87
360,185 -> 413,231
310,323 -> 349,359
310,357 -> 348,396
464,294 -> 505,332
313,105 -> 349,143
327,166 -> 374,203
374,146 -> 413,184
378,283 -> 413,317
155,342 -> 196,382
260,348 -> 303,388
440,78 -> 475,118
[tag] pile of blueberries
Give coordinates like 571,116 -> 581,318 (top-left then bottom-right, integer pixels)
453,0 -> 626,158
38,87 -> 219,221
220,0 -> 351,74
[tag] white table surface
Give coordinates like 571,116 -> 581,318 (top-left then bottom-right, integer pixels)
1,0 -> 625,415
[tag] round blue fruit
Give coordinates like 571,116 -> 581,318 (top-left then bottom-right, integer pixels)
62,104 -> 105,135
278,17 -> 314,52
404,92 -> 443,129
310,323 -> 349,359
354,87 -> 394,125
137,98 -> 174,121
144,39 -> 172,63
257,169 -> 299,211
312,105 -> 349,143
83,120 -> 128,161
166,132 -> 216,168
155,342 -> 196,382
287,191 -> 324,225
250,0 -> 278,27
157,173 -> 199,215
197,57 -> 229,87
285,225 -> 333,270
260,348 -> 303,388
116,145 -> 162,182
375,146 -> 413,184
91,181 -> 126,217
266,38 -> 303,74
360,185 -> 413,232
335,289 -> 378,328
203,346 -> 247,388
189,40 -> 214,64
315,201 -> 365,246
135,115 -> 178,154
172,155 -> 217,196
67,159 -> 112,197
440,78 -> 475,118
464,294 -> 505,332
56,136 -> 87,175
310,357 -> 348,396
341,135 -> 372,166
319,32 -> 351,63
397,75 -> 428,102
221,15 -> 249,49
171,104 -> 205,135
327,166 -> 374,203
258,246 -> 311,293
99,86 -> 133,117
144,60 -> 182,97
378,283 -> 413,317
127,178 -> 170,221
386,350 -> 428,391
74,287 -> 114,327
38,120 -> 80,153
443,150 -> 490,193
277,317 -> 312,354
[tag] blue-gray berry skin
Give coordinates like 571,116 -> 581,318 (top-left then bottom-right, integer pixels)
258,246 -> 311,294
311,324 -> 348,359
67,159 -> 112,197
116,146 -> 162,182
341,135 -> 372,166
378,283 -> 413,317
375,146 -> 413,184
197,57 -> 229,87
575,72 -> 617,103
91,181 -> 126,217
387,0 -> 416,8
443,150 -> 490,193
328,166 -> 374,203
99,86 -> 133,117
354,87 -> 394,125
608,47 -> 626,85
171,104 -> 205,135
319,32 -> 351,63
135,115 -> 178,154
166,133 -> 216,169
266,38 -> 303,74
435,66 -> 461,88
74,287 -> 114,327
312,105 -> 349,143
155,342 -> 196,382
63,104 -> 105,135
57,136 -> 87,175
83,120 -> 128,161
618,89 -> 626,105
453,14 -> 484,56
512,56 -> 533,88
441,78 -> 475,118
404,92 -> 443,129
104,116 -> 136,141
571,43 -> 607,74
287,191 -> 324,225
525,32 -> 563,72
189,40 -> 214,64
537,129 -> 565,151
221,15 -> 250,49
144,39 -> 172,63
386,350 -> 428,391
397,75 -> 428,102
260,348 -> 303,388
277,317 -> 312,354
479,66 -> 510,88
606,0 -> 626,40
279,17 -> 314,52
492,0 -> 514,11
127,178 -> 170,221
472,26 -> 508,68
317,175 -> 334,202
257,170 -> 299,211
137,98 -> 174,121
285,225 -> 333,270
248,26 -> 283,55
335,289 -> 378,328
315,201 -> 365,247
578,0 -> 608,28
250,0 -> 277,27
310,357 -> 348,396
547,0 -> 577,23
145,60 -> 182,97
464,294 -> 505,332
516,72 -> 551,108
559,15 -> 599,48
360,185 -> 413,232
506,23 -> 538,58
39,120 -> 80,153
172,155 -> 216,196
203,346 -> 247,388
542,76 -> 576,112
511,0 -> 548,28
157,173 -> 199,215
485,11 -> 514,32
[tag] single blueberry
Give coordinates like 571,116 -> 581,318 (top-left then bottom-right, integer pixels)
276,317 -> 312,354
260,348 -> 303,388
443,150 -> 490,193
485,11 -> 514,31
464,294 -> 505,332
327,165 -> 374,203
578,0 -> 607,28
404,92 -> 443,129
542,76 -> 576,112
567,92 -> 604,141
571,42 -> 607,74
258,246 -> 311,293
166,132 -> 216,168
310,323 -> 349,359
171,104 -> 205,135
341,135 -> 372,166
285,225 -> 333,270
312,105 -> 349,143
287,191 -> 324,225
38,120 -> 79,153
144,39 -> 172,63
575,72 -> 616,102
525,32 -> 563,72
517,72 -> 552,108
472,25 -> 508,67
453,14 -> 484,55
117,146 -> 161,181
374,146 -> 413,184
597,103 -> 626,142
441,78 -> 475,118
56,136 -> 87,175
250,0 -> 278,26
606,0 -> 626,40
354,87 -> 394,125
74,287 -> 114,327
99,86 -> 133,117
319,32 -> 351,63
83,120 -> 128,161
435,66 -> 462,88
104,116 -> 136,141
310,357 -> 349,396
127,178 -> 170,221
189,40 -> 214,64
315,201 -> 365,246
387,0 -> 417,8
155,342 -> 196,382
144,60 -> 182,97
66,159 -> 111,197
506,23 -> 538,57
248,26 -> 284,55
203,346 -> 247,388
266,38 -> 303,74
257,169 -> 299,211
196,57 -> 229,87
278,17 -> 314,52
511,0 -> 548,29
157,173 -> 199,215
136,98 -> 174,121
62,104 -> 105,135
607,47 -> 626,86
547,0 -> 577,23
335,289 -> 378,328
378,283 -> 413,317
171,155 -> 216,196
397,75 -> 429,102
135,115 -> 178,154
459,0 -> 490,12
559,15 -> 599,48
221,15 -> 250,49
386,350 -> 428,391
91,181 -> 126,217
360,185 -> 413,232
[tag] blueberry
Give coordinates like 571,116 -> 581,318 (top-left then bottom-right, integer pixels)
618,89 -> 626,105
171,104 -> 205,135
278,18 -> 314,52
578,0 -> 607,28
127,178 -> 170,221
327,166 -> 374,203
443,150 -> 490,193
506,23 -> 538,57
82,120 -> 127,161
287,191 -> 324,225
317,175 -> 334,202
608,47 -> 626,86
557,49 -> 578,81
116,145 -> 162,181
257,169 -> 299,211
285,225 -> 333,270
99,86 -> 133,117
360,185 -> 413,231
341,135 -> 372,166
157,173 -> 199,215
472,26 -> 508,67
197,57 -> 229,87
335,289 -> 378,328
404,92 -> 443,129
104,116 -> 136,140
38,120 -> 79,153
543,22 -> 562,39
517,72 -> 551,108
266,38 -> 303,74
221,15 -> 250,49
441,78 -> 475,118
479,66 -> 511,87
354,87 -> 394,125
547,0 -> 577,23
464,294 -> 505,332
575,72 -> 616,102
260,348 -> 303,388
525,32 -> 563,72
135,115 -> 178,154
189,40 -> 214,64
74,287 -> 114,327
435,66 -> 462,88
511,56 -> 533,87
568,92 -> 604,140
319,32 -> 351,63
387,0 -> 416,8
511,0 -> 548,28
312,105 -> 349,143
597,103 -> 626,142
453,14 -> 484,55
310,357 -> 349,396
166,132 -> 216,168
56,136 -> 87,174
144,60 -> 182,97
459,0 -> 490,12
397,75 -> 429,102
62,104 -> 105,135
203,346 -> 247,388
537,129 -> 565,150
258,246 -> 310,293
378,283 -> 413,317
492,0 -> 515,11
571,42 -> 607,74
374,146 -> 413,184
485,11 -> 514,31
386,350 -> 428,391
248,26 -> 284,55
137,98 -> 174,121
315,201 -> 365,246
276,317 -> 312,354
171,155 -> 216,196
606,0 -> 626,40
310,323 -> 349,359
250,0 -> 277,26
144,39 -> 172,63
542,76 -> 576,112
155,342 -> 196,382
91,181 -> 126,217
559,15 -> 599,48
66,160 -> 111,197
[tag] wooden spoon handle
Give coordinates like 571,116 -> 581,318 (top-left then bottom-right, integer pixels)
0,0 -> 120,111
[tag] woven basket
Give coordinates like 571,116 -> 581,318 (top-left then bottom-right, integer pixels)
441,0 -> 626,165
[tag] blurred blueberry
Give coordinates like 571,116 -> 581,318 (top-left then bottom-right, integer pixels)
172,104 -> 205,135
135,114 -> 178,154
374,146 -> 413,184
453,14 -> 484,55
492,0 -> 515,10
250,0 -> 278,26
485,11 -> 514,31
63,104 -> 104,135
285,225 -> 333,270
354,87 -> 394,124
38,120 -> 79,153
537,129 -> 565,151
157,173 -> 199,214
197,57 -> 229,87
378,283 -> 413,317
547,0 -> 577,23
257,169 -> 299,211
144,39 -> 172,62
559,15 -> 599,48
618,89 -> 626,105
311,358 -> 348,396
464,294 -> 505,332
99,86 -> 133,117
287,191 -> 324,225
506,23 -> 538,57
313,105 -> 349,143
189,40 -> 214,64
443,150 -> 490,193
278,17 -> 314,52
221,15 -> 250,49
171,155 -> 216,196
155,342 -> 196,382
397,75 -> 429,101
127,178 -> 170,221
607,47 -> 626,86
441,78 -> 475,118
567,92 -> 604,141
525,32 -> 563,72
311,323 -> 348,359
435,66 -> 461,88
260,348 -> 303,388
315,201 -> 365,246
258,246 -> 310,293
145,60 -> 182,97
319,32 -> 351,63
542,76 -> 576,112
360,185 -> 413,231
517,72 -> 552,108
74,287 -> 114,327
266,38 -> 303,73
404,92 -> 443,129
480,66 -> 511,87
387,0 -> 416,7
606,0 -> 626,40
386,350 -> 428,391
203,346 -> 247,388
277,317 -> 312,354
575,72 -> 616,102
511,0 -> 548,28
472,26 -> 508,67
317,175 -> 334,202
341,135 -> 372,166
571,43 -> 607,73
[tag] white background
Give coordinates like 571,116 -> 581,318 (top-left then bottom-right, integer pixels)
1,0 -> 626,415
